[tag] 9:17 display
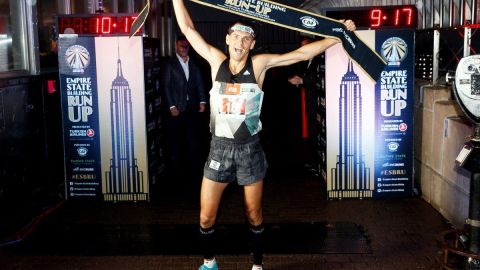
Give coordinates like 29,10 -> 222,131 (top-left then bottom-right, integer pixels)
325,6 -> 417,29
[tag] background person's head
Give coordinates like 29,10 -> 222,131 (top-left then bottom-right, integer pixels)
176,35 -> 190,59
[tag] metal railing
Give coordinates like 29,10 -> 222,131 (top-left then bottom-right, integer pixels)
301,0 -> 478,29
301,0 -> 479,84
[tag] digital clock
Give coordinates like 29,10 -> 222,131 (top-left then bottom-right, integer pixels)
325,5 -> 417,29
57,14 -> 141,36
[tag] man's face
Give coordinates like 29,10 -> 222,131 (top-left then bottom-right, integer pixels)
176,40 -> 190,58
226,24 -> 255,60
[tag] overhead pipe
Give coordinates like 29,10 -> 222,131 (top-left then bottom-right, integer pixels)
57,0 -> 71,14
440,0 -> 445,27
296,0 -> 474,29
450,0 -> 454,26
431,0 -> 435,28
473,0 -> 478,23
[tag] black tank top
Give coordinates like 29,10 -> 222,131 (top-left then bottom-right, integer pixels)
215,57 -> 257,83
209,57 -> 264,140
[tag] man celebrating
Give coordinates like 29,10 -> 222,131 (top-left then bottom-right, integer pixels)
171,1 -> 356,269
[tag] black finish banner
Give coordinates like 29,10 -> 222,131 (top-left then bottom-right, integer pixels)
190,0 -> 386,81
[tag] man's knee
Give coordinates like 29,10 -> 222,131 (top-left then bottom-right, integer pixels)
245,207 -> 263,225
200,213 -> 216,228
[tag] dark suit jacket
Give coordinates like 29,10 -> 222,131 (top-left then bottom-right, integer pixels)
162,56 -> 206,112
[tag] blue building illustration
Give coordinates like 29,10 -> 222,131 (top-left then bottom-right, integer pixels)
330,61 -> 372,199
104,49 -> 146,202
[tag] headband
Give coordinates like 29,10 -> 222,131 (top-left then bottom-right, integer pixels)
230,24 -> 255,37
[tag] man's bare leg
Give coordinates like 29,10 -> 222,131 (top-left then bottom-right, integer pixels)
198,177 -> 228,270
244,180 -> 264,270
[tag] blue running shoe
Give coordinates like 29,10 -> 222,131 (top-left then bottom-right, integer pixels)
198,260 -> 218,270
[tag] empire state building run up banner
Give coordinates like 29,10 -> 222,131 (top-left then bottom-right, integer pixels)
58,35 -> 149,202
326,29 -> 414,199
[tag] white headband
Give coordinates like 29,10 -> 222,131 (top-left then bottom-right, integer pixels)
230,24 -> 255,37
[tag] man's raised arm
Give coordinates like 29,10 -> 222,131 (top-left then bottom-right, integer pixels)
172,0 -> 224,66
260,20 -> 356,70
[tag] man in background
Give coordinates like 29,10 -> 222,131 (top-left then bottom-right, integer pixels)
288,36 -> 324,175
162,36 -> 207,180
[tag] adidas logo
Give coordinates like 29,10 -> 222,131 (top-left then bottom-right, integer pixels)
243,70 -> 250,75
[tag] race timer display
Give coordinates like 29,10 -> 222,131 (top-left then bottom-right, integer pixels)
57,14 -> 141,36
325,5 -> 417,29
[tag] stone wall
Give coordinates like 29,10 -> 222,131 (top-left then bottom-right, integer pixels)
414,81 -> 473,228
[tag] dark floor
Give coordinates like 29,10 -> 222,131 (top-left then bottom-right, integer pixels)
0,161 -> 452,270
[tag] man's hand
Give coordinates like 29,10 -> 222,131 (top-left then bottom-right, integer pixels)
199,103 -> 206,113
340,19 -> 356,31
288,75 -> 303,86
170,106 -> 180,117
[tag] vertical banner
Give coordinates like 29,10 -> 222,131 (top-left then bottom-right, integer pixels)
326,29 -> 414,199
96,36 -> 149,202
59,35 -> 149,201
374,29 -> 414,198
59,36 -> 102,199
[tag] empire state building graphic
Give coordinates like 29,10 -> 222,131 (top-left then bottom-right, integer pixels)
329,61 -> 372,199
104,46 -> 146,202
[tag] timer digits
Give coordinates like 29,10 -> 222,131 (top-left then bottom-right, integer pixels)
57,14 -> 141,36
370,7 -> 413,27
325,6 -> 417,29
